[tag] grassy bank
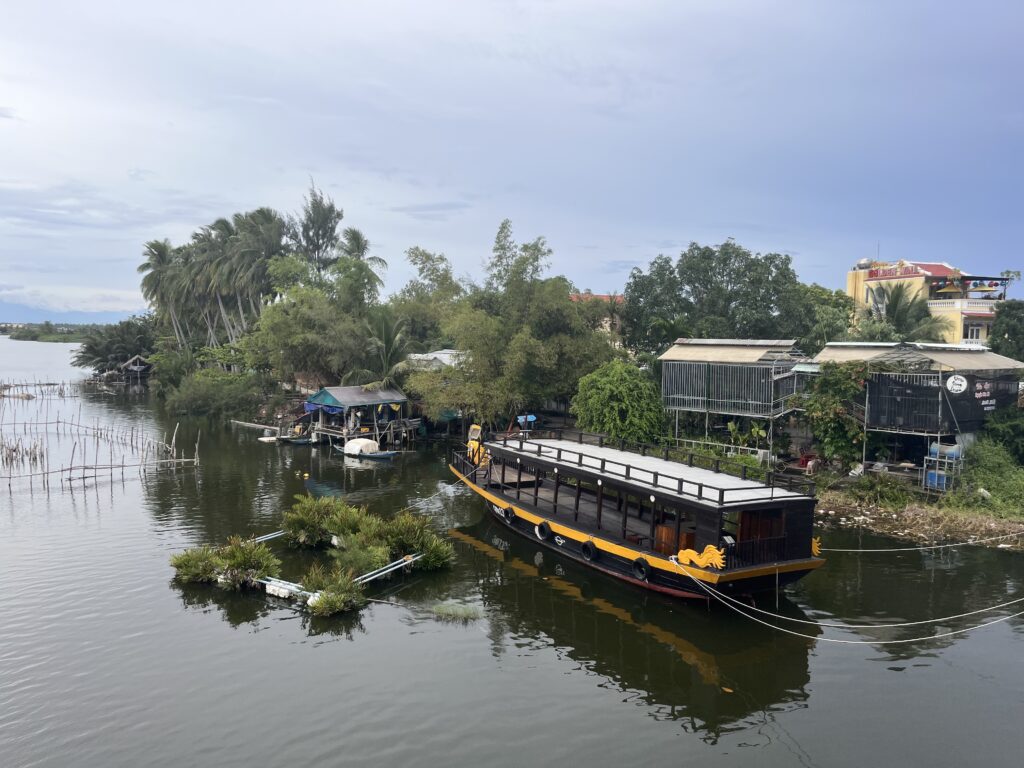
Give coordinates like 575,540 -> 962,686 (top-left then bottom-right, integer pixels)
815,471 -> 1024,550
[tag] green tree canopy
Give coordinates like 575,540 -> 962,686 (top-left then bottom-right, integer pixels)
621,241 -> 852,355
989,299 -> 1024,362
570,360 -> 664,443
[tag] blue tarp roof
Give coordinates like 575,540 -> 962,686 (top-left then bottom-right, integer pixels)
306,385 -> 407,412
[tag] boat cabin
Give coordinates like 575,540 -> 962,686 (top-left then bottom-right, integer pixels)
451,430 -> 822,598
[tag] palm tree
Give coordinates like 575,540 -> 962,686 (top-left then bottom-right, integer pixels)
138,239 -> 186,348
338,227 -> 387,272
861,282 -> 952,342
346,313 -> 414,391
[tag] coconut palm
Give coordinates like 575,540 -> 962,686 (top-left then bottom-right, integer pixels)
861,282 -> 952,342
138,239 -> 186,348
346,313 -> 415,391
338,227 -> 387,272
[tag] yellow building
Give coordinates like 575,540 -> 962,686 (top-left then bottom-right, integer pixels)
846,259 -> 1009,345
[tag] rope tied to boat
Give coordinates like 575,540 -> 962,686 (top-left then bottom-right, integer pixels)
667,556 -> 1024,645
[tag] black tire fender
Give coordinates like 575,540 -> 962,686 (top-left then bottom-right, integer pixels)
632,557 -> 651,582
581,541 -> 599,562
535,521 -> 552,541
503,506 -> 516,524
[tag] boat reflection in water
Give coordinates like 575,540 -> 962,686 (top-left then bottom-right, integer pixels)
450,518 -> 820,741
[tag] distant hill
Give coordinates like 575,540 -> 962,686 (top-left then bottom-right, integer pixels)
0,300 -> 135,325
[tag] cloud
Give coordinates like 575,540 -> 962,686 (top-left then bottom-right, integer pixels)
128,168 -> 156,182
0,180 -> 223,234
389,201 -> 472,221
0,107 -> 15,119
0,283 -> 146,313
602,259 -> 642,272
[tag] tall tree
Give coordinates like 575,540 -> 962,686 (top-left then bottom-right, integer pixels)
288,183 -> 344,277
137,239 -> 186,348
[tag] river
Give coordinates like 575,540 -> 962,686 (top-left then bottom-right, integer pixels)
1,336 -> 1022,767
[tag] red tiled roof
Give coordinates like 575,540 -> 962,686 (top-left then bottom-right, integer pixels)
905,261 -> 957,277
962,312 -> 996,318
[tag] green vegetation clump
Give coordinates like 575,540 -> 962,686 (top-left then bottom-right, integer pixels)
282,495 -> 352,547
170,536 -> 281,589
302,566 -> 367,617
943,439 -> 1024,519
846,473 -> 914,509
282,495 -> 453,571
218,536 -> 282,589
169,545 -> 224,583
163,368 -> 271,419
431,603 -> 483,623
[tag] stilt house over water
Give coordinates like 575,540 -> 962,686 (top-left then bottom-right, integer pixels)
303,385 -> 420,446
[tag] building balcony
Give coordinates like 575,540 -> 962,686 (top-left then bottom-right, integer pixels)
926,298 -> 1001,313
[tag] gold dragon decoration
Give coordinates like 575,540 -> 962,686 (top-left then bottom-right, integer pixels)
676,545 -> 726,569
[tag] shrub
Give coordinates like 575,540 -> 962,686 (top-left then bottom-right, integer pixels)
170,545 -> 224,583
164,368 -> 270,419
846,473 -> 914,509
218,536 -> 281,590
944,439 -> 1024,518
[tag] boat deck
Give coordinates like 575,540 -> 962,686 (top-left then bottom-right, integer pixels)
488,437 -> 808,506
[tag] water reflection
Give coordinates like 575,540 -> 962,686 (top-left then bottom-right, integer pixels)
451,518 -> 817,742
170,580 -> 368,638
794,529 -> 1024,656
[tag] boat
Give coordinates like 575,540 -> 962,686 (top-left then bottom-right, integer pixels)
449,427 -> 824,600
333,437 -> 399,460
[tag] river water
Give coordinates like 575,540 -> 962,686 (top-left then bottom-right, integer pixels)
1,337 -> 1022,767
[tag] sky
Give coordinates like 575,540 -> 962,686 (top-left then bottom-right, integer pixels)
1,1 -> 1022,322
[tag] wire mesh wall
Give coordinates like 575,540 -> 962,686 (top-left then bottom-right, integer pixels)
661,362 -> 800,419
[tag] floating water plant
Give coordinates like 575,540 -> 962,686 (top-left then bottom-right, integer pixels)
302,565 -> 367,617
282,495 -> 454,573
169,545 -> 223,584
431,603 -> 483,623
218,536 -> 282,590
171,537 -> 281,590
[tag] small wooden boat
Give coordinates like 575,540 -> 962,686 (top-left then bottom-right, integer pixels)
334,437 -> 399,460
450,427 -> 824,600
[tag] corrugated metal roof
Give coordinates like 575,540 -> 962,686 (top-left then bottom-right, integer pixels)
308,385 -> 408,409
669,338 -> 796,347
813,342 -> 1024,371
914,350 -> 1024,372
814,346 -> 893,363
659,338 -> 799,363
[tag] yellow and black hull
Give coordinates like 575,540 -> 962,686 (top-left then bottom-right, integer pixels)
450,463 -> 824,600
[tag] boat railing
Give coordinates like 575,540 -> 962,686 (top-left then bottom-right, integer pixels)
725,535 -> 788,569
489,434 -> 815,505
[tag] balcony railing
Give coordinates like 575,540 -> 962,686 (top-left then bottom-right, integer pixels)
926,299 -> 1002,311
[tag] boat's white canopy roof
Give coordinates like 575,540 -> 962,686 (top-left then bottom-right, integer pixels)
488,437 -> 810,506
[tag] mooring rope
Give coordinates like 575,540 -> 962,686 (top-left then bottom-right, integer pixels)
671,559 -> 1024,629
669,558 -> 1024,644
820,529 -> 1024,553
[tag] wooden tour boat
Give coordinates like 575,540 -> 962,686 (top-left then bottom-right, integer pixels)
450,427 -> 824,600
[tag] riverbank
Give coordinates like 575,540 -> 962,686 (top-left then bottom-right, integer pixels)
815,486 -> 1024,551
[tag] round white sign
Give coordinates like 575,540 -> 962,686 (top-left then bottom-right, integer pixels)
946,374 -> 968,394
